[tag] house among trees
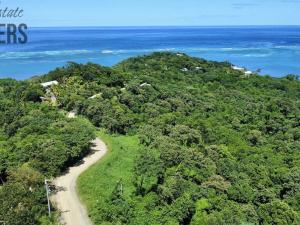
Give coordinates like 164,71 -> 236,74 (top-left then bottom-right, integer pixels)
41,80 -> 58,88
231,65 -> 245,71
40,81 -> 58,104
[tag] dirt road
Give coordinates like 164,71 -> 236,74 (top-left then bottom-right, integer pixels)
51,138 -> 108,225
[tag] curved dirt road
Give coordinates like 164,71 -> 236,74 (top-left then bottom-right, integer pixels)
51,138 -> 108,225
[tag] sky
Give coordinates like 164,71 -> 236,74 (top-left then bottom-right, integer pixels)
1,0 -> 300,27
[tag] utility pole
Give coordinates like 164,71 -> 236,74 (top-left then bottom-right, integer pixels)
118,179 -> 123,195
45,179 -> 51,218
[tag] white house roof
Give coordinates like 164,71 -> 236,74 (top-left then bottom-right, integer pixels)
231,66 -> 245,71
140,83 -> 151,87
181,68 -> 189,72
89,93 -> 102,99
41,80 -> 58,88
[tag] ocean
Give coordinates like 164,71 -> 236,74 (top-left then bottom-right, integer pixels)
1,26 -> 300,79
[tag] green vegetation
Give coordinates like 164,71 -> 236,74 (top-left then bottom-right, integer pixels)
1,52 -> 300,224
0,79 -> 95,224
46,52 -> 300,225
77,131 -> 140,225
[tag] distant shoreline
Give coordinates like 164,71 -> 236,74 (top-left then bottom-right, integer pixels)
0,54 -> 291,81
0,52 -> 298,80
1,26 -> 300,79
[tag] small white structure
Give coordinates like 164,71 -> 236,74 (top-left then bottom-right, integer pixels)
244,71 -> 253,76
195,66 -> 202,70
140,83 -> 151,87
41,80 -> 58,88
181,68 -> 189,72
232,65 -> 254,77
177,53 -> 183,57
231,65 -> 245,71
89,93 -> 102,99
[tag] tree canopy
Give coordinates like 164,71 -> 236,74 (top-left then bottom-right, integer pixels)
1,52 -> 300,224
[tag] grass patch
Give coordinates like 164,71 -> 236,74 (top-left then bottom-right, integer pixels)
77,129 -> 140,224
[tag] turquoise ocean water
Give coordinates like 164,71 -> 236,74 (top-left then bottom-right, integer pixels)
1,26 -> 300,79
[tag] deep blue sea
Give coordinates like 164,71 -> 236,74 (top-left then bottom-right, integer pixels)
1,26 -> 300,79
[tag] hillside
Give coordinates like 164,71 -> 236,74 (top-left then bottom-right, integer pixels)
1,52 -> 300,225
0,79 -> 95,224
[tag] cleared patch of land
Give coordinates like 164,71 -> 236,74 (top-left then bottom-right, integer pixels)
77,131 -> 140,225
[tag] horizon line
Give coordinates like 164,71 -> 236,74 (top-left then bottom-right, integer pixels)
28,25 -> 300,29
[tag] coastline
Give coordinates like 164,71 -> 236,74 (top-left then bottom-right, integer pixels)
1,26 -> 300,79
0,51 -> 298,80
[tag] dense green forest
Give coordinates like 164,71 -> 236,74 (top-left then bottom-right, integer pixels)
1,52 -> 300,224
0,79 -> 95,224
